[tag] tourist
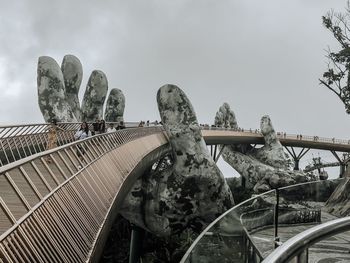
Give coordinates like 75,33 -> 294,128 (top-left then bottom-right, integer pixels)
92,119 -> 100,135
45,119 -> 64,163
99,120 -> 106,133
74,122 -> 91,164
107,123 -> 117,133
117,121 -> 126,130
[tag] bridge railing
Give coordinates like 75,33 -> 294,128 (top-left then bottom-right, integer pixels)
201,126 -> 350,145
261,216 -> 350,263
0,126 -> 167,262
0,122 -> 140,167
1,122 -> 349,168
180,178 -> 345,262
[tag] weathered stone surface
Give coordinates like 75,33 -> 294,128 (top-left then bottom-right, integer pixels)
104,88 -> 125,122
215,102 -> 238,128
121,85 -> 234,236
325,177 -> 350,216
215,103 -> 314,192
37,56 -> 76,122
61,55 -> 83,121
81,70 -> 108,121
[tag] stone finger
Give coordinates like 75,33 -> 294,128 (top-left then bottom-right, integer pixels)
37,56 -> 76,122
104,88 -> 125,122
81,70 -> 108,121
61,54 -> 83,121
214,102 -> 238,129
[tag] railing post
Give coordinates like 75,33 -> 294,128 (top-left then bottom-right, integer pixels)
129,225 -> 144,263
274,188 -> 280,249
297,248 -> 308,263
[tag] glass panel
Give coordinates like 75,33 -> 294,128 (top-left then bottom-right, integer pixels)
183,190 -> 276,262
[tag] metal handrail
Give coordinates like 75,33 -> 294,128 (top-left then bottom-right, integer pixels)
201,126 -> 350,145
1,122 -> 349,168
0,122 -> 141,167
1,122 -> 348,144
180,190 -> 276,262
262,216 -> 350,263
0,126 -> 169,262
181,178 -> 346,262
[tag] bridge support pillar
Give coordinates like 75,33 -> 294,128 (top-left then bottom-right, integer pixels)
129,225 -> 145,263
340,164 -> 346,178
331,151 -> 350,178
294,159 -> 300,171
210,144 -> 225,163
284,147 -> 310,171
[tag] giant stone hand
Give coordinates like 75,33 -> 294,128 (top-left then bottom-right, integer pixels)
215,103 -> 314,192
104,88 -> 125,122
37,55 -> 125,122
120,85 -> 234,236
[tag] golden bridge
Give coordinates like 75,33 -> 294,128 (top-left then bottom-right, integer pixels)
1,123 -> 350,262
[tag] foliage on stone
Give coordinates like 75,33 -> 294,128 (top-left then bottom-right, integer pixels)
121,85 -> 234,236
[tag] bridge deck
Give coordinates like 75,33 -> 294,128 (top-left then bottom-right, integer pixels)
202,129 -> 350,152
1,124 -> 349,168
1,125 -> 350,262
0,127 -> 170,262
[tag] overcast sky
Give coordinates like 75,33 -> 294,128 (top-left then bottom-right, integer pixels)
0,0 -> 349,176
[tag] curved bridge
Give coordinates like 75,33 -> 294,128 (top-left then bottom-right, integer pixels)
0,127 -> 170,262
1,123 -> 350,168
1,123 -> 350,262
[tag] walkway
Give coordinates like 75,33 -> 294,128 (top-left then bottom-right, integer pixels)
0,127 -> 170,262
1,123 -> 350,168
251,212 -> 350,262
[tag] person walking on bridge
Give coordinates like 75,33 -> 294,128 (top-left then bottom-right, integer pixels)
45,119 -> 64,163
74,122 -> 91,166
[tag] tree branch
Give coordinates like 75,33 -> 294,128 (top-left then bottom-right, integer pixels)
319,79 -> 345,103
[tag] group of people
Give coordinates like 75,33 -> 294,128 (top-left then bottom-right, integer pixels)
138,120 -> 160,127
91,119 -> 126,135
45,119 -> 126,164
